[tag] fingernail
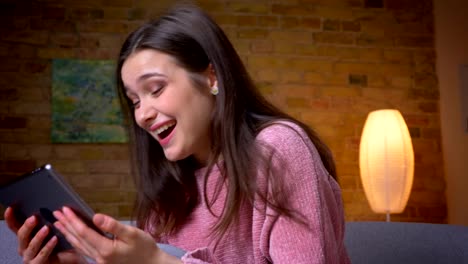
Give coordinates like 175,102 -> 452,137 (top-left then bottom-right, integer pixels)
27,216 -> 36,225
63,206 -> 72,215
50,236 -> 58,244
94,214 -> 104,226
40,225 -> 48,234
54,222 -> 63,232
53,211 -> 61,220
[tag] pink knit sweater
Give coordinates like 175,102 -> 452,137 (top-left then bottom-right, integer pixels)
154,122 -> 350,264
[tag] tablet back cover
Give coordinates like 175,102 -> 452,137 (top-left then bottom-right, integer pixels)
0,164 -> 95,251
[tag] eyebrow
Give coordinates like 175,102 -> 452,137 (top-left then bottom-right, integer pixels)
137,72 -> 166,83
124,72 -> 167,93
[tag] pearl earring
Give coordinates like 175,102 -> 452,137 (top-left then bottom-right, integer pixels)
211,86 -> 219,95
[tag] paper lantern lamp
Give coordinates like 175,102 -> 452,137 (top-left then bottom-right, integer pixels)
359,109 -> 414,221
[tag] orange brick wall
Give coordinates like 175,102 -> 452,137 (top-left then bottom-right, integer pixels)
0,0 -> 446,223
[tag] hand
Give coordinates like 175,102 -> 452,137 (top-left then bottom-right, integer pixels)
53,207 -> 181,264
3,207 -> 85,264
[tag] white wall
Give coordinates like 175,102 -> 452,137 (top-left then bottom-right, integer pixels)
434,0 -> 468,225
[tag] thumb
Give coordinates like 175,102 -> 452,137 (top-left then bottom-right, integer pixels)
93,214 -> 129,240
4,207 -> 20,233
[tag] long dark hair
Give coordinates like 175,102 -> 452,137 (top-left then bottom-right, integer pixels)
116,4 -> 337,239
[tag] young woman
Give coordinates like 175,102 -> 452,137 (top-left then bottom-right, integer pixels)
5,4 -> 350,264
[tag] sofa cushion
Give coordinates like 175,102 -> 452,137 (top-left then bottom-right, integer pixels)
345,221 -> 468,264
2,220 -> 468,263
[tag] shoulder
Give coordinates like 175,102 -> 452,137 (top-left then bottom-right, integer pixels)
255,120 -> 323,167
256,120 -> 312,151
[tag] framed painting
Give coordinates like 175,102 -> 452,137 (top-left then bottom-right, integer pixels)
51,59 -> 127,143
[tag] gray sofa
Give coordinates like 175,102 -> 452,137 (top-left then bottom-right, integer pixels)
1,220 -> 468,263
344,221 -> 468,263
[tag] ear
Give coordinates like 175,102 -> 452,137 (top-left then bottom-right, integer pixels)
206,63 -> 218,88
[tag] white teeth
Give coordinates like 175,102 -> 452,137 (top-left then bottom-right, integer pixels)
155,121 -> 176,135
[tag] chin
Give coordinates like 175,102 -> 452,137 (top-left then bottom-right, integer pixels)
163,153 -> 179,162
163,149 -> 188,162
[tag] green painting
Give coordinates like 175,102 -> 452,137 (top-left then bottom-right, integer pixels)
52,59 -> 127,143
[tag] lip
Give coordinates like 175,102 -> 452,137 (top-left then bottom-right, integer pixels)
149,120 -> 176,147
158,125 -> 175,147
149,120 -> 175,132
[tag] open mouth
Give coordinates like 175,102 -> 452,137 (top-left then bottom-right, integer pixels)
156,121 -> 176,140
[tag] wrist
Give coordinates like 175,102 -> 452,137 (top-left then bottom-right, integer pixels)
154,247 -> 183,264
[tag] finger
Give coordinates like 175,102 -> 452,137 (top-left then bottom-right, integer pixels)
52,210 -> 79,239
30,236 -> 58,264
23,225 -> 50,261
54,221 -> 97,258
60,207 -> 102,241
4,207 -> 20,233
17,215 -> 37,253
55,250 -> 88,264
62,207 -> 117,242
54,217 -> 97,258
53,210 -> 99,258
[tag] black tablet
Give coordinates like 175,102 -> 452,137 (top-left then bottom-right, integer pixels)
0,164 -> 108,252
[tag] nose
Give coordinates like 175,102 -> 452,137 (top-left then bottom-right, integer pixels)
135,99 -> 157,127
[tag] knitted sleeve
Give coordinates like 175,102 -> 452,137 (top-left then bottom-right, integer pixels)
254,122 -> 350,264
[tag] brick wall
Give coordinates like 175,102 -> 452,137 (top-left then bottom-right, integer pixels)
0,0 -> 446,223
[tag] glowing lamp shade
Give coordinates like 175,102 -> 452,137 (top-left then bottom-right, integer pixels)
359,109 -> 414,218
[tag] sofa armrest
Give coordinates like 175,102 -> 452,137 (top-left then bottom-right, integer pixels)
0,220 -> 22,263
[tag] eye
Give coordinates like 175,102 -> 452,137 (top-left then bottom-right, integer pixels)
126,96 -> 140,109
151,83 -> 165,96
131,100 -> 140,109
125,91 -> 140,109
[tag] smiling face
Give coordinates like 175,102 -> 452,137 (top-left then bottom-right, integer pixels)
121,49 -> 216,164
